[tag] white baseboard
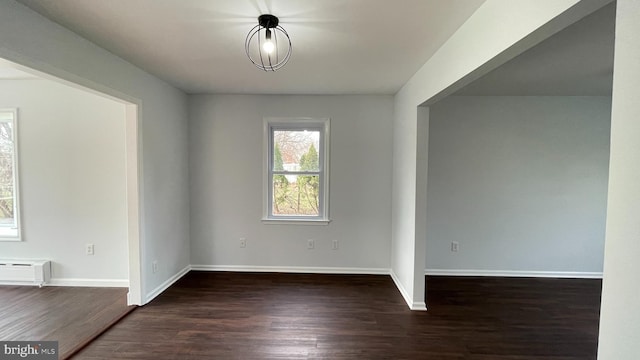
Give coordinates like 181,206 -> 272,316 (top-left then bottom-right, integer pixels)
390,270 -> 411,307
46,278 -> 129,287
144,265 -> 191,304
0,281 -> 47,287
425,269 -> 603,279
390,270 -> 427,311
191,265 -> 390,275
411,301 -> 427,311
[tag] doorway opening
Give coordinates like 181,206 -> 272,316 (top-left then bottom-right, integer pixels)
0,57 -> 142,303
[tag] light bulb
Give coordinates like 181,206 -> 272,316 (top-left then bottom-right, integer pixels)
263,40 -> 275,54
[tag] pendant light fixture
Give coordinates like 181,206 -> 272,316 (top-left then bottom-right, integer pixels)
245,14 -> 292,71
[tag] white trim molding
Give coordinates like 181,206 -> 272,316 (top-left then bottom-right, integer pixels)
0,108 -> 21,241
46,278 -> 129,287
425,269 -> 603,279
261,219 -> 331,225
191,265 -> 390,275
390,270 -> 427,311
412,301 -> 427,311
262,117 -> 331,223
144,265 -> 191,304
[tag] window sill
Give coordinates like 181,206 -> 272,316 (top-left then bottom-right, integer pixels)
0,237 -> 21,242
261,218 -> 331,225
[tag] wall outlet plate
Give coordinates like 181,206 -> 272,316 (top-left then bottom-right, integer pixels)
307,239 -> 315,249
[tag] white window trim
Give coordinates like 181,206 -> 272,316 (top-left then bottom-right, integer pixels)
0,108 -> 21,241
262,117 -> 330,225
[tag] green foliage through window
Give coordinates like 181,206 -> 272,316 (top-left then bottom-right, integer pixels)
271,129 -> 321,216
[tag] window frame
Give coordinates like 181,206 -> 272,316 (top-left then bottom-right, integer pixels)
0,108 -> 21,241
262,117 -> 330,225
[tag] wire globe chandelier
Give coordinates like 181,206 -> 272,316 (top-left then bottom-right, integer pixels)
245,14 -> 292,71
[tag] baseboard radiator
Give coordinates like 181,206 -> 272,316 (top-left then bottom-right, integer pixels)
0,260 -> 51,287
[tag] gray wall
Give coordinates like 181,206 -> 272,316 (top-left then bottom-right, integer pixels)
189,95 -> 393,271
426,96 -> 611,274
0,0 -> 190,301
0,79 -> 127,283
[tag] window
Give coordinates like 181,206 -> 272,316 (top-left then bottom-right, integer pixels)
263,118 -> 330,224
0,109 -> 20,240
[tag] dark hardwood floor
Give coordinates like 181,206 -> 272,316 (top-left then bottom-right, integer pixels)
0,286 -> 134,359
74,272 -> 601,359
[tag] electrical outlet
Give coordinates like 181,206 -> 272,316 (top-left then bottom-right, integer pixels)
239,237 -> 246,248
451,241 -> 459,252
332,239 -> 339,250
86,244 -> 94,256
152,260 -> 158,273
307,239 -> 315,249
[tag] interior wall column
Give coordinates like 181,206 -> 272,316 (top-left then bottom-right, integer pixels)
413,106 -> 429,309
598,0 -> 640,358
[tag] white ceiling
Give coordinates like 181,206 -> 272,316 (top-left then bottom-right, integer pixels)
455,2 -> 615,96
16,0 -> 485,95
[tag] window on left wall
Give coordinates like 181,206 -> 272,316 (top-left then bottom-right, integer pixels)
0,109 -> 21,240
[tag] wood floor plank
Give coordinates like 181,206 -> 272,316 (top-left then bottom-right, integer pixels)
0,286 -> 133,359
73,272 -> 601,359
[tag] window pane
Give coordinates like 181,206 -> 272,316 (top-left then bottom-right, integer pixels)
272,174 -> 320,216
273,130 -> 320,172
0,121 -> 15,227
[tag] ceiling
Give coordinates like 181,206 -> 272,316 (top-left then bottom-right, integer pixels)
16,0 -> 485,95
454,2 -> 615,96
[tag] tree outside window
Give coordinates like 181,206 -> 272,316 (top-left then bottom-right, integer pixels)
265,118 -> 329,222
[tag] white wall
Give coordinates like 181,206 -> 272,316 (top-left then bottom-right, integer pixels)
189,95 -> 393,271
598,0 -> 640,358
0,0 -> 190,303
426,96 -> 610,275
0,79 -> 127,283
390,0 -> 601,309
